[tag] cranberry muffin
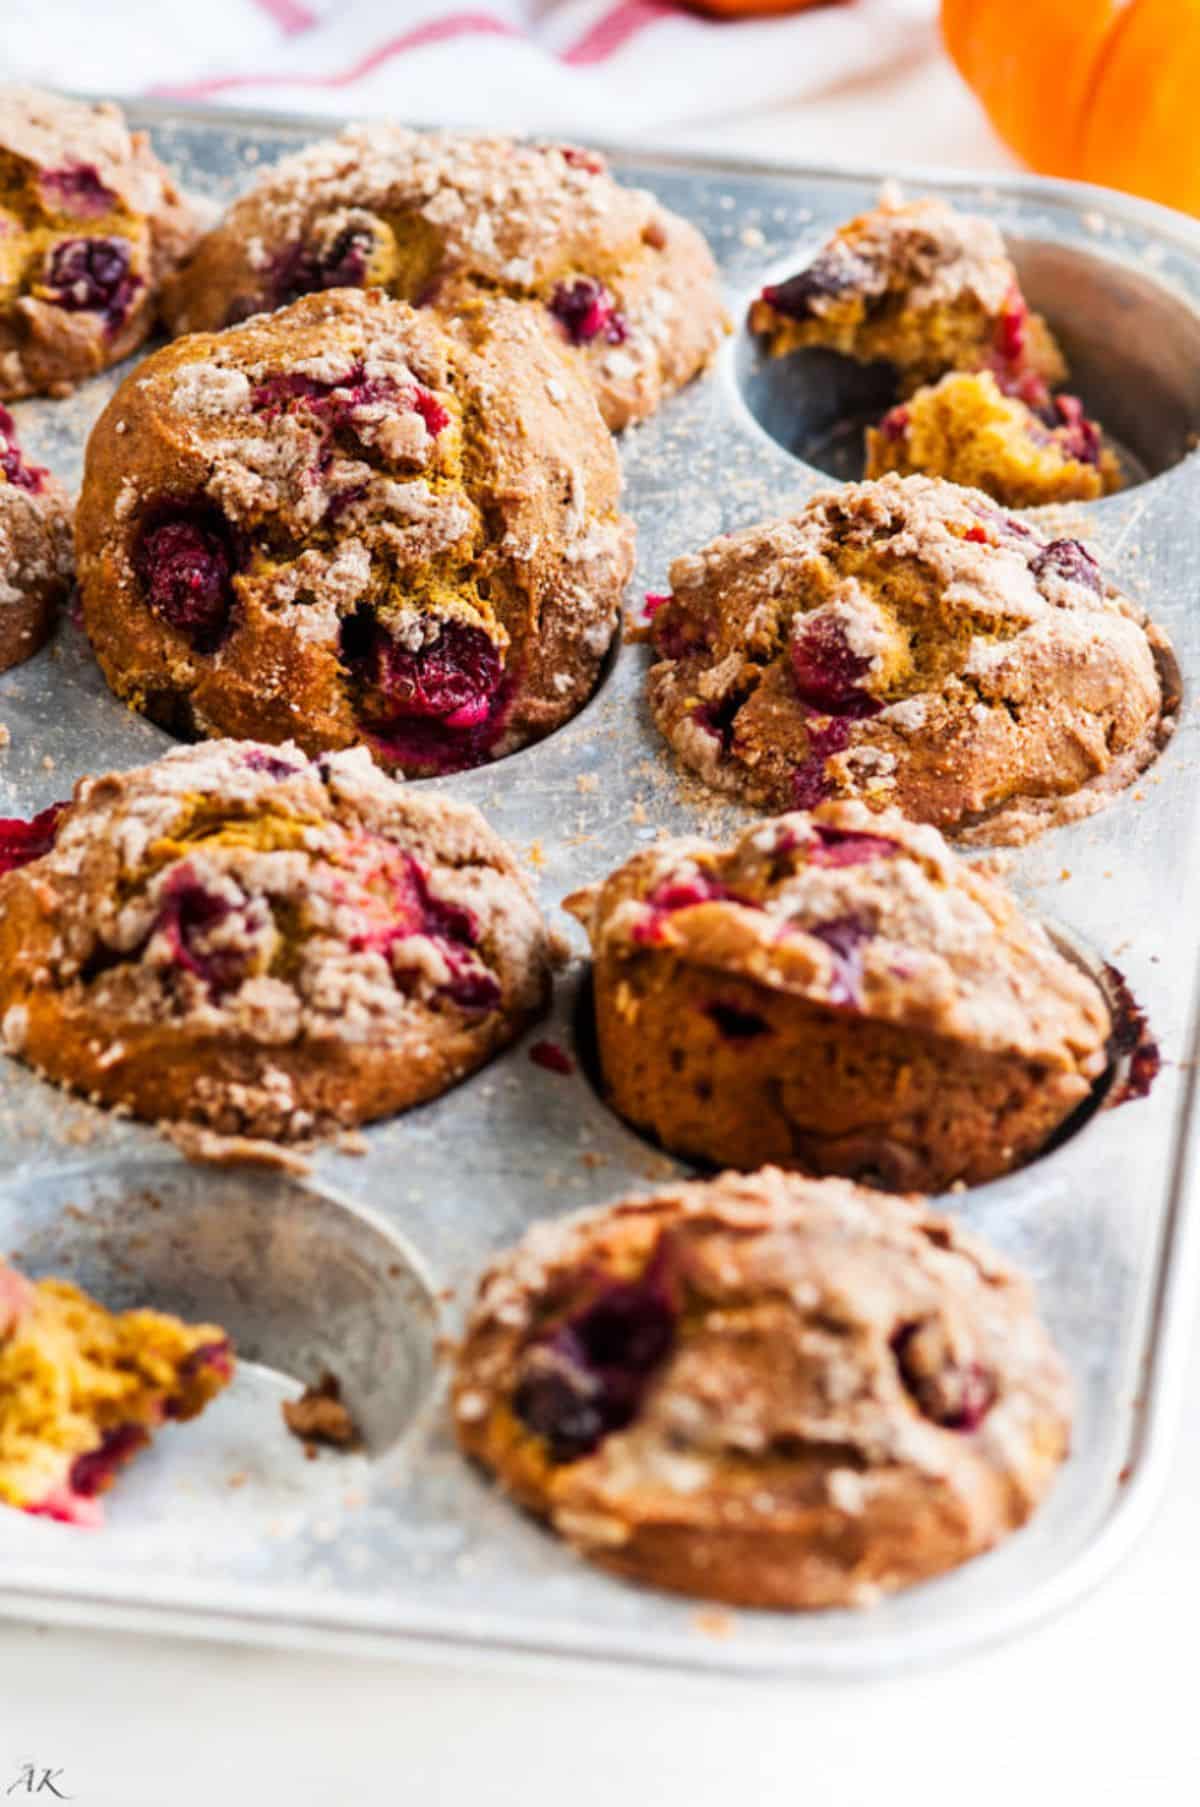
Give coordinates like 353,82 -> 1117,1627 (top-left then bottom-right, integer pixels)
454,1168 -> 1072,1608
76,287 -> 634,775
0,405 -> 72,670
749,189 -> 1117,503
565,803 -> 1111,1190
640,474 -> 1173,844
749,189 -> 1066,402
0,1259 -> 231,1527
0,86 -> 198,399
0,740 -> 556,1138
162,127 -> 726,434
866,372 -> 1122,507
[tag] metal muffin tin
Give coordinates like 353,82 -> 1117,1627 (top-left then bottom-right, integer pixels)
0,105 -> 1197,1676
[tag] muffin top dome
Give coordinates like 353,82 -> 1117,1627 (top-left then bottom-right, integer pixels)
162,126 -> 726,431
642,473 -> 1174,842
567,800 -> 1111,1073
76,287 -> 634,775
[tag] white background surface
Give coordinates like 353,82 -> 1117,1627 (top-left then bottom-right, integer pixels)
0,27 -> 1189,1807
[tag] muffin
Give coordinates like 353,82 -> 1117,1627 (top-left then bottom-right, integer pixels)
0,739 -> 556,1138
454,1167 -> 1073,1608
0,86 -> 198,399
865,372 -> 1122,507
161,126 -> 726,432
75,287 -> 635,776
749,188 -> 1117,503
0,404 -> 72,670
749,189 -> 1065,400
0,1259 -> 231,1526
565,802 -> 1111,1190
639,473 -> 1173,843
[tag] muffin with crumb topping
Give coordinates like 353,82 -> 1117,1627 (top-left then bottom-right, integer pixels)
0,85 -> 198,399
749,188 -> 1119,504
76,286 -> 634,777
455,1167 -> 1073,1608
0,739 -> 556,1138
750,189 -> 1064,399
566,802 -> 1112,1190
0,403 -> 71,670
639,473 -> 1174,845
162,125 -> 726,432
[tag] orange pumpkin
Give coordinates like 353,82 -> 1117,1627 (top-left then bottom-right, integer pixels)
942,0 -> 1200,216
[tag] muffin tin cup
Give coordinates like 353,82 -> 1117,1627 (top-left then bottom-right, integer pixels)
1,108 -> 1199,1676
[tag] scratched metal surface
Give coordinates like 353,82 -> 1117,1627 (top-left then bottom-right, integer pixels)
0,106 -> 1196,1675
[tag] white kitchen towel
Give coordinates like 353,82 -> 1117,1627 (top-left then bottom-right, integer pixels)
1,0 -> 939,139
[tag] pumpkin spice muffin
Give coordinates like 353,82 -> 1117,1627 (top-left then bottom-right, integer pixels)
749,188 -> 1118,504
0,1259 -> 232,1527
865,372 -> 1122,507
640,474 -> 1174,844
161,126 -> 726,432
0,404 -> 72,670
565,802 -> 1112,1190
0,86 -> 198,399
76,287 -> 634,776
749,189 -> 1065,400
0,739 -> 556,1138
454,1168 -> 1073,1608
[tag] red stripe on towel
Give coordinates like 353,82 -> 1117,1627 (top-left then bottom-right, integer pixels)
563,0 -> 675,65
250,0 -> 317,33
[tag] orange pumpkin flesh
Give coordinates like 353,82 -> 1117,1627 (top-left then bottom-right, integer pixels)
1082,0 -> 1200,215
941,0 -> 1120,177
943,0 -> 1200,215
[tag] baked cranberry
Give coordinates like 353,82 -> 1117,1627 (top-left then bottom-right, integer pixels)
877,404 -> 909,443
272,222 -> 378,305
892,1321 -> 995,1431
154,870 -> 245,994
993,285 -> 1028,370
704,999 -> 770,1041
136,511 -> 236,652
174,1338 -> 234,1389
650,598 -> 711,664
412,389 -> 450,436
529,1039 -> 575,1075
759,247 -> 869,321
1052,393 -> 1102,467
560,145 -> 605,174
0,803 -> 65,875
342,607 -> 503,731
790,615 -> 883,718
513,1239 -> 678,1462
241,749 -> 305,779
69,1422 -> 149,1497
807,913 -> 874,1007
642,591 -> 672,622
43,235 -> 138,329
1030,537 -> 1103,596
0,405 -> 47,494
251,365 -> 392,421
350,845 -> 500,1013
548,278 -> 627,347
806,823 -> 897,868
633,870 -> 738,946
38,163 -> 115,219
790,715 -> 852,809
